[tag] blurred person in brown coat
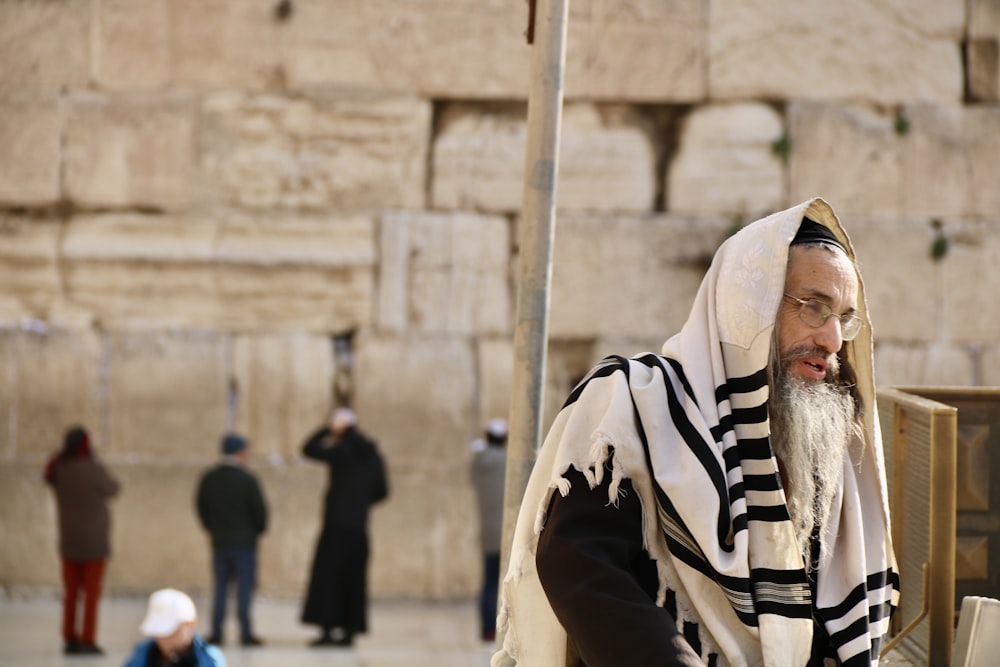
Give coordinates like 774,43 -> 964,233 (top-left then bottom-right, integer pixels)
43,425 -> 120,656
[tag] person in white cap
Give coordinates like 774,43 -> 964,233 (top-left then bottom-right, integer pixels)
469,417 -> 508,642
123,588 -> 225,667
300,407 -> 389,647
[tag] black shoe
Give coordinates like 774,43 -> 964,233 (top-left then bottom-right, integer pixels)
310,635 -> 336,647
75,643 -> 104,655
241,636 -> 264,647
204,635 -> 222,646
64,639 -> 82,655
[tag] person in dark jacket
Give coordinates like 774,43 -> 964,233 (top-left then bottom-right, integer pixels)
44,425 -> 120,656
196,433 -> 268,647
300,408 -> 388,647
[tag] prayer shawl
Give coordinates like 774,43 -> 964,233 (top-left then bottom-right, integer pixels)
494,198 -> 899,667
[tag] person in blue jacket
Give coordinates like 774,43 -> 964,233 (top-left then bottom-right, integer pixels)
123,588 -> 225,667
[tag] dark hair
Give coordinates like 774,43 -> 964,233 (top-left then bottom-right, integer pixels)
486,431 -> 507,447
62,426 -> 91,459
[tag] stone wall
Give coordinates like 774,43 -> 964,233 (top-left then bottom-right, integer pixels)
1,0 -> 998,600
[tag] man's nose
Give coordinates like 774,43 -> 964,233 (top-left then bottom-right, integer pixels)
814,316 -> 845,354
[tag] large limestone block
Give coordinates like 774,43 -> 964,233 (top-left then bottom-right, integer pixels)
667,103 -> 784,217
65,94 -> 196,210
201,92 -> 429,212
859,213 -> 1000,345
0,96 -> 62,206
231,333 -> 334,461
874,342 -> 975,387
377,211 -> 511,335
709,0 -> 964,104
285,0 -> 530,98
92,0 -> 170,89
903,105 -> 1000,218
213,216 -> 377,333
788,104 -> 904,218
845,217 -> 938,343
968,38 -> 1000,102
60,214 -> 217,329
170,0 -> 284,91
982,345 -> 1000,386
432,104 -> 655,214
969,0 -> 1000,101
431,103 -> 527,213
0,464 -> 60,588
549,213 -> 730,340
354,334 -> 479,597
60,214 -> 376,332
564,0 -> 705,101
0,327 -> 104,462
971,0 -> 1000,35
0,218 -> 63,320
106,332 -> 228,462
556,106 -> 657,212
477,337 -> 514,431
939,220 -> 1000,342
0,0 -> 90,90
286,0 -> 703,102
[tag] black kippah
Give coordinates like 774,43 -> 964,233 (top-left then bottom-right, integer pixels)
791,217 -> 846,252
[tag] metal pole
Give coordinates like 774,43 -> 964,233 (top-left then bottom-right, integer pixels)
499,0 -> 570,618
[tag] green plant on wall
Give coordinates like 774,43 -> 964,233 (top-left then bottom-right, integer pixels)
894,109 -> 910,137
930,219 -> 948,261
771,133 -> 792,163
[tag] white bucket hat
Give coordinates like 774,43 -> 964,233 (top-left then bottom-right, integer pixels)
139,588 -> 197,637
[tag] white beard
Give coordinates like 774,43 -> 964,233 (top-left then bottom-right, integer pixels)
769,365 -> 856,570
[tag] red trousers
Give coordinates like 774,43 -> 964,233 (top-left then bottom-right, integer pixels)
61,558 -> 106,644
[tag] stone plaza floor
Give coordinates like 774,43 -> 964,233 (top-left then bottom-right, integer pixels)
0,593 -> 494,667
0,591 -> 919,666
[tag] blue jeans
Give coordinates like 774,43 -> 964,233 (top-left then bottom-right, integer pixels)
211,547 -> 257,641
479,552 -> 500,639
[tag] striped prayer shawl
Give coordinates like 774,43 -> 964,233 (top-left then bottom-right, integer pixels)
494,198 -> 899,667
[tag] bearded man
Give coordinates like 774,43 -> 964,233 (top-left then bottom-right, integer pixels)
494,199 -> 898,666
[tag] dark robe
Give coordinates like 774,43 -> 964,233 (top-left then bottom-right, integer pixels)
300,426 -> 388,634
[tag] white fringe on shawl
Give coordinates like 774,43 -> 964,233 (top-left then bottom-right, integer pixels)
493,198 -> 898,667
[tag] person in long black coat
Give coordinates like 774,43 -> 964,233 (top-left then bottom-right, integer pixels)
300,408 -> 388,647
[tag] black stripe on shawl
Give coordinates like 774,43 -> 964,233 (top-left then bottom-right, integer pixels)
747,504 -> 791,522
737,437 -> 774,460
742,473 -> 782,492
750,568 -> 811,619
661,356 -> 699,407
839,649 -> 875,667
732,402 -> 769,426
819,582 -> 867,622
630,355 -> 734,550
560,356 -> 628,409
722,444 -> 741,471
711,369 -> 769,442
710,417 -> 732,444
819,567 -> 899,624
816,568 -> 899,664
715,368 -> 769,404
830,616 -> 872,665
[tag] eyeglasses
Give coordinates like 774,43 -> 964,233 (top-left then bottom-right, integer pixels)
783,294 -> 864,341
